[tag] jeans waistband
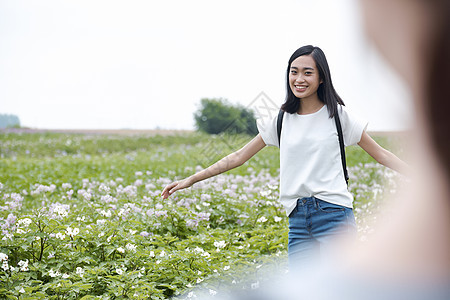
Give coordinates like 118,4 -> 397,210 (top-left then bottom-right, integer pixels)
297,196 -> 316,205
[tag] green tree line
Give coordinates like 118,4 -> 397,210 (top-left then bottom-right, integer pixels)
194,98 -> 257,135
0,114 -> 20,128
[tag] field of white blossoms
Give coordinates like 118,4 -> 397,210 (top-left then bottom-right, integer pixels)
0,131 -> 404,299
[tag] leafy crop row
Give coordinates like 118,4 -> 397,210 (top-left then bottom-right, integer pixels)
0,132 -> 403,299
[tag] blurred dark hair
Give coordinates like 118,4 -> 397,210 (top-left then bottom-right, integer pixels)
426,0 -> 450,181
281,45 -> 344,117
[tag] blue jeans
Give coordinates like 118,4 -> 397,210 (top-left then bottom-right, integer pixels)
288,196 -> 356,268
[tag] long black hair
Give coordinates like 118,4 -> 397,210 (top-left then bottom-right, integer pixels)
426,0 -> 450,181
281,45 -> 344,118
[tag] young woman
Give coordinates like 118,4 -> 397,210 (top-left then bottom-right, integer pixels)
161,45 -> 408,266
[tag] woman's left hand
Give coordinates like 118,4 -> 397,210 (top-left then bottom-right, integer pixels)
161,177 -> 193,199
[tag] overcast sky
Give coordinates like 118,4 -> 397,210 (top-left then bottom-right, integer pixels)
0,0 -> 412,131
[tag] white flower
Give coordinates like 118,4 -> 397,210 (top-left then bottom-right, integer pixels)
17,218 -> 32,227
19,287 -> 25,293
193,247 -> 204,253
66,227 -> 79,238
18,259 -> 29,271
2,233 -> 13,241
116,268 -> 123,275
76,267 -> 84,277
126,243 -> 137,253
0,253 -> 8,262
97,219 -> 107,225
274,216 -> 282,222
251,281 -> 260,289
223,266 -> 230,271
49,269 -> 60,277
159,250 -> 165,257
55,232 -> 65,240
257,216 -> 268,223
213,240 -> 226,249
62,273 -> 70,279
209,289 -> 217,296
99,210 -> 112,217
53,205 -> 68,218
129,230 -> 137,235
98,232 -> 105,238
98,183 -> 110,193
117,247 -> 125,253
196,278 -> 203,283
149,251 -> 155,258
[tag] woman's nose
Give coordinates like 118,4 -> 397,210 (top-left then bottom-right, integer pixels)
295,75 -> 305,83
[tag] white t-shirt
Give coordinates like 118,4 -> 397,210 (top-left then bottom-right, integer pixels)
257,104 -> 368,216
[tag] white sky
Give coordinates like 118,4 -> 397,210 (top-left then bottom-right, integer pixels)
0,0 -> 412,131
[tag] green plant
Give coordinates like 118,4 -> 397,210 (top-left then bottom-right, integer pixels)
194,98 -> 257,135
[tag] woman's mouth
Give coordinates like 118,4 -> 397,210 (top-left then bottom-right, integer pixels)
294,85 -> 307,92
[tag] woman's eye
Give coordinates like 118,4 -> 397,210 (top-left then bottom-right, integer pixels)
290,70 -> 297,75
305,72 -> 312,75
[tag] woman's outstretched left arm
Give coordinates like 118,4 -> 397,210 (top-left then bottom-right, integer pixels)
357,131 -> 410,175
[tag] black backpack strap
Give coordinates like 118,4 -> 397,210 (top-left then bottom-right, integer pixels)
334,111 -> 349,185
277,109 -> 284,147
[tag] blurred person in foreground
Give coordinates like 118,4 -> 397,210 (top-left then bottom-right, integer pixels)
188,0 -> 450,299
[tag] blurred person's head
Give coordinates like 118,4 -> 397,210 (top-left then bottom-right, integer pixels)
360,0 -> 450,184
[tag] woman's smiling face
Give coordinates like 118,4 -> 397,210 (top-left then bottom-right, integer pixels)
289,55 -> 322,100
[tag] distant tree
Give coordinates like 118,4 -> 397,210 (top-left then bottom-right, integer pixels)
0,114 -> 20,128
194,98 -> 257,135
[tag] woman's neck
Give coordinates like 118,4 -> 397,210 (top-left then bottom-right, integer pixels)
297,96 -> 323,115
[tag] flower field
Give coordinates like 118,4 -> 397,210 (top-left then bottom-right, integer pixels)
0,131 -> 404,299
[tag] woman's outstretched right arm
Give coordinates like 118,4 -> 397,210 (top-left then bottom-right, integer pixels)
161,134 -> 266,199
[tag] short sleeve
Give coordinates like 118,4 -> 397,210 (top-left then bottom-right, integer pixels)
338,106 -> 368,146
256,113 -> 279,147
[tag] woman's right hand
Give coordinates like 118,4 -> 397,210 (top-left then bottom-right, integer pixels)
161,177 -> 193,199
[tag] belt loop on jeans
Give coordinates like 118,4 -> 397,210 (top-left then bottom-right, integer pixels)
296,198 -> 302,209
298,197 -> 308,206
313,197 -> 318,209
